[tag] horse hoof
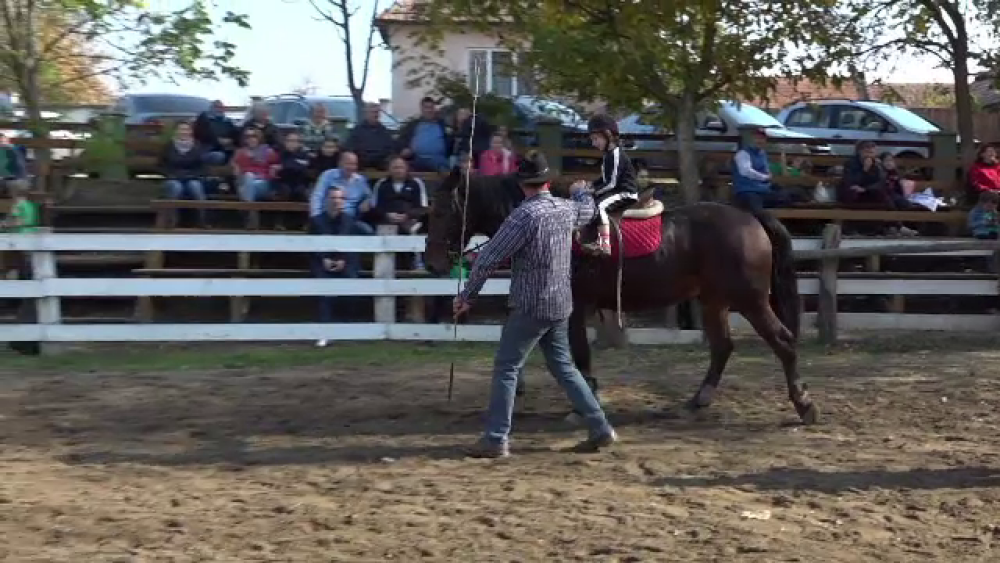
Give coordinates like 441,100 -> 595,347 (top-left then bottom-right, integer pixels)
798,402 -> 820,425
564,411 -> 584,426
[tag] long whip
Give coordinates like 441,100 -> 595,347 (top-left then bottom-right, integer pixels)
447,58 -> 481,402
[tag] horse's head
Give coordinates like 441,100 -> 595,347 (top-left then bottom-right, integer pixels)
425,169 -> 528,276
424,168 -> 468,276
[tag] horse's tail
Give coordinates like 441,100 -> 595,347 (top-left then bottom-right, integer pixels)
752,209 -> 800,339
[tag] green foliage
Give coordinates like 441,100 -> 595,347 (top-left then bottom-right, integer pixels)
412,0 -> 862,201
0,1 -> 251,120
79,116 -> 128,176
431,72 -> 517,127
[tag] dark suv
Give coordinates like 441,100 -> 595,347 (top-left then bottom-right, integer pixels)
247,94 -> 400,132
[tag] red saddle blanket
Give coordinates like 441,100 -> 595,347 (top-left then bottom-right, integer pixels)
573,214 -> 663,259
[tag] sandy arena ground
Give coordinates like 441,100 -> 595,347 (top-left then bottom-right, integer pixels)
1,335 -> 1000,562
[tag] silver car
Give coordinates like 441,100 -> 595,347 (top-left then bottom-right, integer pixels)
619,101 -> 831,170
775,99 -> 946,159
250,94 -> 400,132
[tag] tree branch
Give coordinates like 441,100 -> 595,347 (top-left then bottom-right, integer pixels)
359,0 -> 379,95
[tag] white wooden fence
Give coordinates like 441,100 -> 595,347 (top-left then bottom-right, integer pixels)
0,232 -> 996,345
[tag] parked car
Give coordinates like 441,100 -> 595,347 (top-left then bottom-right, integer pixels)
249,93 -> 400,132
618,101 -> 832,171
775,99 -> 951,161
103,93 -> 213,127
439,95 -> 596,169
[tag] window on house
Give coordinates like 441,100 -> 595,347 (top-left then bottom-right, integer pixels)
468,49 -> 535,97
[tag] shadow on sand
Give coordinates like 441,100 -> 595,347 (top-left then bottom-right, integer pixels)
654,465 -> 1000,494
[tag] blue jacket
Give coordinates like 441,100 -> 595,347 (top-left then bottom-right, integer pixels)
732,147 -> 771,194
968,205 -> 998,237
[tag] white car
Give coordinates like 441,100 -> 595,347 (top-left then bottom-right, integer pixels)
619,101 -> 832,170
776,99 -> 951,159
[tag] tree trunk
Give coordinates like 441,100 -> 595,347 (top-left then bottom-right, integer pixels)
352,90 -> 365,123
675,91 -> 701,204
20,5 -> 51,186
952,46 -> 976,167
851,69 -> 871,101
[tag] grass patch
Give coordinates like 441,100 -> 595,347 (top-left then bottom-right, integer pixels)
0,332 -> 991,375
0,342 -> 499,373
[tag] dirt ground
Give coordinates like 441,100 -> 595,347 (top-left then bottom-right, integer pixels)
1,335 -> 1000,562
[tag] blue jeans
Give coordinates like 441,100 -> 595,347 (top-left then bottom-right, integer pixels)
411,154 -> 450,173
238,173 -> 272,202
484,310 -> 612,444
164,179 -> 207,200
312,256 -> 359,322
204,151 -> 228,166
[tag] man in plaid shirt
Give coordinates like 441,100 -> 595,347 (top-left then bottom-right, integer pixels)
453,152 -> 617,458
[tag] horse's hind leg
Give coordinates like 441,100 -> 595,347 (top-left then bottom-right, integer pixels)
742,301 -> 819,425
685,299 -> 734,411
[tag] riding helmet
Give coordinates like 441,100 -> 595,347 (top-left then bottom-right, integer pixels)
587,114 -> 619,137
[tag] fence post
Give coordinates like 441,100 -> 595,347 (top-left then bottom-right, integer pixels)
536,117 -> 563,176
817,223 -> 841,345
30,230 -> 61,349
374,224 -> 397,325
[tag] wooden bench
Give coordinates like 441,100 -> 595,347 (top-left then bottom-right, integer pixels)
771,207 -> 967,235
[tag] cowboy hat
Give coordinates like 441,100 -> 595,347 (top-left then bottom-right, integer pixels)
515,150 -> 553,185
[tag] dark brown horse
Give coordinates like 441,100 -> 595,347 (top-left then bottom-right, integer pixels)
424,170 -> 819,424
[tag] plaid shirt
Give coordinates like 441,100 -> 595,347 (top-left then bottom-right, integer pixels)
460,190 -> 595,320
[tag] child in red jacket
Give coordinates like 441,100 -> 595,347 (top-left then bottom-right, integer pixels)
969,145 -> 1000,193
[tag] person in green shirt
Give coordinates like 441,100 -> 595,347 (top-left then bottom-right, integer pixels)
2,181 -> 39,233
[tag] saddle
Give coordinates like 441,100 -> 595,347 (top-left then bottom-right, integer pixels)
575,189 -> 664,260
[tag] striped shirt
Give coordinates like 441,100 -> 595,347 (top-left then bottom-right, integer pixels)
460,190 -> 595,320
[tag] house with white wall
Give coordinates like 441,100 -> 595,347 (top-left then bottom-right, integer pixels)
375,0 -> 537,120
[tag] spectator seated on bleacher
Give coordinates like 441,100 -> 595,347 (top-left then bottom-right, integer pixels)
345,102 -> 395,170
309,150 -> 374,234
309,139 -> 341,182
232,128 -> 280,203
371,156 -> 429,269
275,131 -> 312,202
299,102 -> 338,155
160,121 -> 210,226
241,103 -> 281,148
968,190 -> 999,239
479,131 -> 517,176
309,186 -> 369,347
397,96 -> 452,173
193,100 -> 239,165
731,127 -> 799,213
838,141 -> 897,209
969,144 -> 1000,195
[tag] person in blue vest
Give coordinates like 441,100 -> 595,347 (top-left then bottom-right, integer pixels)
731,128 -> 795,213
